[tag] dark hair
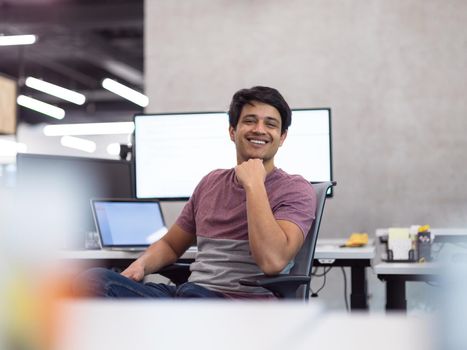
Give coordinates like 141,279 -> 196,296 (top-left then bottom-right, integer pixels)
228,86 -> 291,134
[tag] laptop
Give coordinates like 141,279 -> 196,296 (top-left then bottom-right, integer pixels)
91,198 -> 168,251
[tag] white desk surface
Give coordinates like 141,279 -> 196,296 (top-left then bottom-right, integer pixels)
373,262 -> 439,275
60,239 -> 375,261
314,238 -> 375,260
58,246 -> 196,260
55,300 -> 432,350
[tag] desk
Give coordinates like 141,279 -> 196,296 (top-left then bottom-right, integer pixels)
61,239 -> 375,311
374,262 -> 438,311
375,227 -> 467,312
314,239 -> 374,310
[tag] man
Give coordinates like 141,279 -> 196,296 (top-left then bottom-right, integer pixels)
74,86 -> 316,299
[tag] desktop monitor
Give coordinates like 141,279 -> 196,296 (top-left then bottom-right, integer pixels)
15,153 -> 133,248
134,109 -> 333,199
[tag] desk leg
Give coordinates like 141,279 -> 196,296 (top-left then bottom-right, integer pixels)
385,277 -> 406,311
350,266 -> 368,311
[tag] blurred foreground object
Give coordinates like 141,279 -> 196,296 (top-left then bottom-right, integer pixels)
438,252 -> 467,350
0,187 -> 75,350
54,300 -> 432,350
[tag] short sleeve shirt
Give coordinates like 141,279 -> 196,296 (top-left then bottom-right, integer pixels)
176,167 -> 316,297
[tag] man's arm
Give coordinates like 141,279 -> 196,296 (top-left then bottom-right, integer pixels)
235,159 -> 305,276
121,224 -> 195,281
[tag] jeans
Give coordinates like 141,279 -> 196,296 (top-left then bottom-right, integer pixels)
73,267 -> 226,299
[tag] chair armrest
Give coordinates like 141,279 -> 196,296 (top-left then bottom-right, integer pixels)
157,263 -> 191,286
239,274 -> 311,299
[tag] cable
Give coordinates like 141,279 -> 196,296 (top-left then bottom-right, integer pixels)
310,269 -> 327,296
341,267 -> 349,312
312,266 -> 332,277
310,266 -> 333,297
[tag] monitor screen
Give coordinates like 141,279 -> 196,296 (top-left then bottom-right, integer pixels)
92,199 -> 167,248
15,153 -> 134,248
134,109 -> 332,199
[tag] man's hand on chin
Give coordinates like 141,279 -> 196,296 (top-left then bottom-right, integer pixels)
235,158 -> 266,190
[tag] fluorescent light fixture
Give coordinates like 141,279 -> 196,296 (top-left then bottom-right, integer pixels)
17,95 -> 65,120
102,78 -> 148,107
107,143 -> 121,156
0,34 -> 37,46
0,139 -> 27,157
60,136 -> 96,153
103,60 -> 143,85
43,122 -> 134,136
25,77 -> 86,105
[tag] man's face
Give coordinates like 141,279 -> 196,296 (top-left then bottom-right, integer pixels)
229,101 -> 287,166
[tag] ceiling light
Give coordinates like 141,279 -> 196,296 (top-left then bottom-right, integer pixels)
103,60 -> 143,85
107,143 -> 121,156
102,78 -> 149,107
60,136 -> 96,153
43,122 -> 135,136
25,77 -> 86,105
0,34 -> 37,46
0,139 -> 27,157
17,95 -> 65,120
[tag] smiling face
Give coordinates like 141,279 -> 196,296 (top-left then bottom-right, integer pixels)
229,101 -> 287,172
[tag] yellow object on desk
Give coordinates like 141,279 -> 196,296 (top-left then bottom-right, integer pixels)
344,233 -> 369,247
419,225 -> 430,232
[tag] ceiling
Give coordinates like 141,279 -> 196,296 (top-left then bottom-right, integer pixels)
0,0 -> 144,125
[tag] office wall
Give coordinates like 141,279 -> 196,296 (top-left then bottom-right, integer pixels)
144,0 -> 467,236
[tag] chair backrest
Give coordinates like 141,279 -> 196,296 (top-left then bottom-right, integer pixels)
290,181 -> 334,300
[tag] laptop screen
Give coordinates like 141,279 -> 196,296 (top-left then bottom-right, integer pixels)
92,199 -> 168,249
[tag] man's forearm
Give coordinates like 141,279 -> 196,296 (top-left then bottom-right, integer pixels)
137,238 -> 180,275
122,224 -> 194,281
245,183 -> 291,275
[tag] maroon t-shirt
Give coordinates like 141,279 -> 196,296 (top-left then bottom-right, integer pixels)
176,167 -> 316,297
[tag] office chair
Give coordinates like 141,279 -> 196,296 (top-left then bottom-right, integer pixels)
239,181 -> 334,299
159,181 -> 335,300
